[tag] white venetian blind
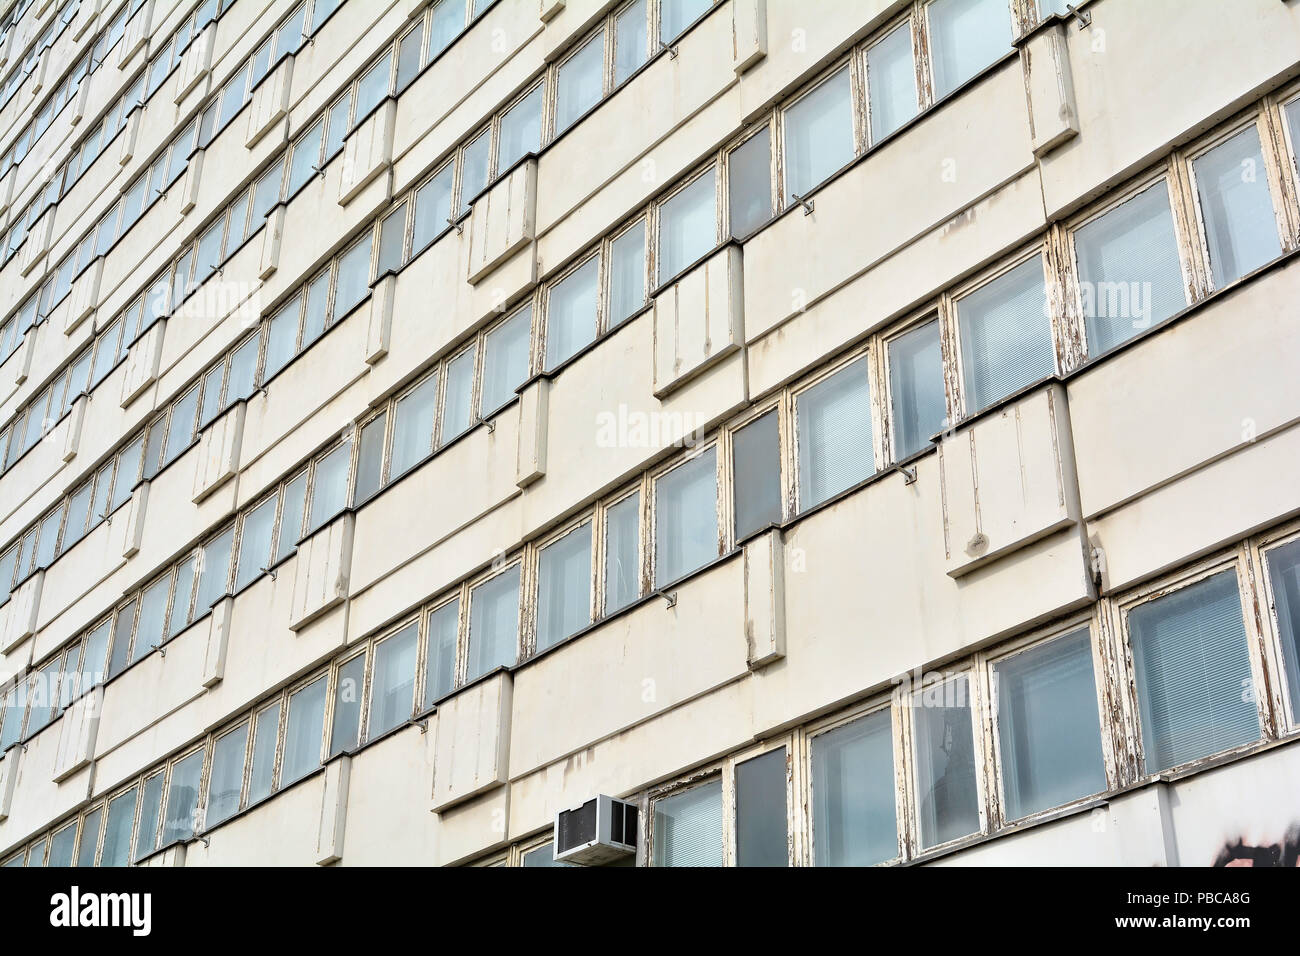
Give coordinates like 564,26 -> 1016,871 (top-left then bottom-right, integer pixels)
1129,571 -> 1260,773
957,256 -> 1054,413
797,357 -> 874,511
653,779 -> 723,867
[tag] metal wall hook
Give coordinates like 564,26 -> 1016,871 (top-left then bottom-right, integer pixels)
447,217 -> 464,235
661,590 -> 678,609
658,41 -> 679,59
900,465 -> 918,486
260,565 -> 277,582
791,193 -> 815,216
1065,3 -> 1091,29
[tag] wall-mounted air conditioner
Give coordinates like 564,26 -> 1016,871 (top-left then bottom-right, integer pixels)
554,794 -> 638,865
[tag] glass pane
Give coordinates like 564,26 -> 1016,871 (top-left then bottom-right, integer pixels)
994,629 -> 1106,819
784,67 -> 853,202
654,449 -> 717,587
391,373 -> 438,478
424,599 -> 459,707
556,33 -> 604,134
303,269 -> 331,342
48,823 -> 77,868
354,53 -> 392,126
660,0 -> 709,43
866,22 -> 917,142
812,709 -> 897,866
957,256 -> 1053,413
927,0 -> 1012,99
162,749 -> 204,845
498,85 -> 542,172
276,471 -> 307,561
732,410 -> 781,540
1193,126 -> 1281,288
82,619 -> 112,687
1265,538 -> 1300,722
235,494 -> 277,591
614,0 -> 647,85
608,221 -> 646,327
377,203 -> 407,275
100,789 -> 138,867
537,523 -> 592,651
111,435 -> 143,510
309,443 -> 351,531
396,26 -> 422,91
206,723 -> 248,827
288,120 -> 324,196
729,129 -> 771,238
546,257 -> 599,369
107,600 -> 136,679
248,702 -> 280,804
194,526 -> 233,613
329,654 -> 366,756
283,676 -> 327,784
164,386 -> 199,463
459,129 -> 491,215
659,171 -> 715,283
441,346 -> 476,440
413,165 -> 453,251
888,320 -> 946,458
653,779 -> 722,866
199,365 -> 224,427
133,772 -> 163,861
369,623 -> 418,737
481,306 -> 531,414
797,358 -> 874,510
264,296 -> 301,380
429,0 -> 464,58
913,674 -> 980,849
77,807 -> 103,866
467,565 -> 520,681
168,556 -> 195,637
325,92 -> 351,160
521,841 -> 576,867
133,575 -> 170,662
735,748 -> 788,867
1129,571 -> 1260,773
354,412 -> 387,503
1074,181 -> 1188,355
227,335 -> 258,405
335,234 -> 373,317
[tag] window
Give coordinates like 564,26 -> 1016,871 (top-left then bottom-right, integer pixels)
956,255 -> 1053,413
48,822 -> 76,867
735,748 -> 788,867
77,807 -> 102,866
335,235 -> 373,317
537,523 -> 592,651
1264,537 -> 1300,722
498,85 -> 542,172
413,164 -> 453,251
248,702 -> 280,803
429,0 -> 464,58
556,33 -> 604,134
728,129 -> 771,237
653,779 -> 722,866
282,676 -> 327,785
1127,571 -> 1260,773
912,674 -> 980,849
658,171 -> 715,283
133,772 -> 163,861
133,576 -> 168,662
288,119 -> 323,196
206,723 -> 248,826
329,653 -> 365,756
396,25 -> 422,92
459,129 -> 491,215
546,257 -> 599,369
608,220 -> 646,326
784,67 -> 854,202
604,492 -> 640,613
466,565 -> 520,681
660,0 -> 709,43
865,21 -> 917,143
480,306 -> 530,414
377,202 -> 406,275
887,319 -> 946,458
1192,126 -> 1282,288
425,599 -> 459,707
926,0 -> 1012,99
654,449 -> 717,587
811,708 -> 897,866
194,527 -> 233,613
522,841 -> 576,867
441,345 -> 476,440
276,471 -> 307,561
354,412 -> 386,503
264,298 -> 300,380
369,623 -> 418,737
234,494 -> 277,591
1073,181 -> 1188,355
308,443 -> 351,531
355,53 -> 392,129
992,629 -> 1106,820
796,357 -> 874,510
390,373 -> 438,478
161,749 -> 203,845
614,0 -> 648,85
732,410 -> 781,540
100,788 -> 137,867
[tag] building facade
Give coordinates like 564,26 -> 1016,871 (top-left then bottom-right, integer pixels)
0,0 -> 1298,868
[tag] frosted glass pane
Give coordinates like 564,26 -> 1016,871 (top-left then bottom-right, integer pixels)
481,306 -> 530,414
309,442 -> 350,530
608,221 -> 645,326
812,709 -> 897,865
957,256 -> 1053,412
653,779 -> 722,866
658,172 -> 714,282
235,493 -> 276,591
161,749 -> 203,845
441,345 -> 476,440
537,523 -> 592,650
604,492 -> 640,613
928,0 -> 1012,99
1074,181 -> 1187,355
866,23 -> 917,143
994,629 -> 1105,819
282,676 -> 326,784
100,789 -> 137,867
797,357 -> 873,510
329,653 -> 365,756
546,258 -> 598,369
556,33 -> 603,134
206,723 -> 248,826
1129,571 -> 1260,773
888,320 -> 945,458
1193,126 -> 1281,288
390,373 -> 437,478
247,702 -> 280,803
655,450 -> 717,587
424,599 -> 459,707
913,675 -> 980,848
369,623 -> 417,736
467,565 -> 520,681
614,0 -> 647,85
498,85 -> 542,171
785,67 -> 853,202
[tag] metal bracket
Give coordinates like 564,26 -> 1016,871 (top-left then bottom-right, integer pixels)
312,164 -> 326,180
261,565 -> 277,582
790,193 -> 814,216
1065,3 -> 1091,29
198,835 -> 211,848
479,417 -> 495,434
416,718 -> 429,734
658,41 -> 679,59
660,590 -> 678,609
447,217 -> 464,235
900,465 -> 918,485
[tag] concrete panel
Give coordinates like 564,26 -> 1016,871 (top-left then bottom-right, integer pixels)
466,158 -> 537,285
64,256 -> 102,335
289,513 -> 355,631
652,244 -> 744,397
316,755 -> 351,865
1021,23 -> 1078,157
432,671 -> 513,811
338,99 -> 396,207
118,319 -> 166,409
0,571 -> 42,654
246,55 -> 294,149
515,377 -> 548,488
744,527 -> 785,668
192,402 -> 246,503
174,21 -> 216,105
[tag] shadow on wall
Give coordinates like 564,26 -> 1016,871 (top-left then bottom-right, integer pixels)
1213,825 -> 1300,866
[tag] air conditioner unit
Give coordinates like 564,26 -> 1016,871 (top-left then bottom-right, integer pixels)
553,794 -> 638,865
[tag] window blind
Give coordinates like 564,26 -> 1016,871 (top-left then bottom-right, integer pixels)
653,779 -> 723,866
797,357 -> 874,510
958,255 -> 1054,413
